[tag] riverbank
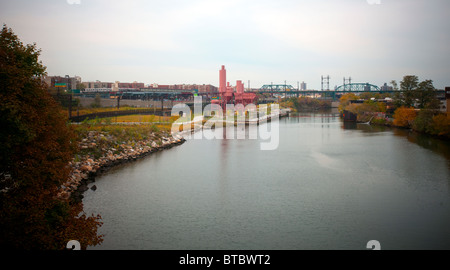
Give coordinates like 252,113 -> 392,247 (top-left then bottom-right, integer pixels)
57,128 -> 186,202
349,111 -> 450,141
337,93 -> 449,140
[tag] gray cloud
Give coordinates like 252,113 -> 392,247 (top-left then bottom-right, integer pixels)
1,0 -> 449,89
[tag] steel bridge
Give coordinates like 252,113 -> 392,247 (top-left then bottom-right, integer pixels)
250,82 -> 445,101
335,83 -> 381,92
249,83 -> 385,100
260,84 -> 297,92
257,83 -> 381,93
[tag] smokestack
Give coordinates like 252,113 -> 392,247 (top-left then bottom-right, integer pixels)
219,65 -> 226,94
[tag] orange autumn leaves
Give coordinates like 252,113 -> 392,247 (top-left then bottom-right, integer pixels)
393,107 -> 418,127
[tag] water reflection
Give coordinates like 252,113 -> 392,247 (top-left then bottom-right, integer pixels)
393,128 -> 450,164
342,121 -> 358,130
344,121 -> 450,164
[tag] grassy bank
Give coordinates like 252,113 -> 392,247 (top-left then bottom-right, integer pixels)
73,119 -> 174,160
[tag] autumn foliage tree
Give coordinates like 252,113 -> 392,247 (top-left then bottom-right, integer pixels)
338,93 -> 358,113
0,25 -> 102,249
393,107 -> 417,128
428,114 -> 450,138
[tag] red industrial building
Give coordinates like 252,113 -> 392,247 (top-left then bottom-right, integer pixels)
212,65 -> 257,109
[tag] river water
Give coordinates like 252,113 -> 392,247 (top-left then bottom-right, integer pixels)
83,112 -> 450,250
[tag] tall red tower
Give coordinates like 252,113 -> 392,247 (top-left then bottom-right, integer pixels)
219,65 -> 227,95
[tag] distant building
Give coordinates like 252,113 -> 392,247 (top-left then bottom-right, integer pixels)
118,82 -> 145,89
82,81 -> 144,90
301,81 -> 307,90
147,84 -> 218,93
47,76 -> 218,94
44,75 -> 79,90
83,81 -> 113,89
380,83 -> 393,91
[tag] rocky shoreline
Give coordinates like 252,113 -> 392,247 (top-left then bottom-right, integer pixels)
57,131 -> 186,202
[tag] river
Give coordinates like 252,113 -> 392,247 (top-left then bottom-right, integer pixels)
83,111 -> 450,250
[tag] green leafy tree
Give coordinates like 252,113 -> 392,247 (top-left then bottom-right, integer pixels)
0,25 -> 102,249
91,93 -> 102,108
76,82 -> 86,90
390,80 -> 399,91
396,76 -> 439,110
400,75 -> 419,107
412,110 -> 435,133
416,80 -> 438,109
392,91 -> 404,109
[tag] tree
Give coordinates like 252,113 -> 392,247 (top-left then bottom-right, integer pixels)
400,75 -> 419,107
416,80 -> 438,109
76,82 -> 86,90
390,80 -> 399,91
412,109 -> 435,133
359,92 -> 374,100
91,93 -> 102,108
400,75 -> 419,91
392,91 -> 405,109
0,25 -> 102,249
396,76 -> 440,110
393,107 -> 417,128
338,93 -> 358,113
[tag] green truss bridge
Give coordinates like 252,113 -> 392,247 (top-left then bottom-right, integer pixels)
335,83 -> 380,92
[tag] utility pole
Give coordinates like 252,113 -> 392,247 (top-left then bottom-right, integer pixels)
321,76 -> 323,92
65,75 -> 72,118
161,98 -> 164,121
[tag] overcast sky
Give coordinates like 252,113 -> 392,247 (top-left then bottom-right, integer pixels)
1,0 -> 450,89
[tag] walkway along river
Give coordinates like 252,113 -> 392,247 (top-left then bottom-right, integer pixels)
82,112 -> 450,250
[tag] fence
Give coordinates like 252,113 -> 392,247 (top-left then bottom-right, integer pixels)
69,108 -> 173,123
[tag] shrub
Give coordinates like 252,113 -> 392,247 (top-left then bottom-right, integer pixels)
412,110 -> 434,133
428,114 -> 450,138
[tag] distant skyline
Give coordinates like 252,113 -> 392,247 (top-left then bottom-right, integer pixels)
1,0 -> 450,89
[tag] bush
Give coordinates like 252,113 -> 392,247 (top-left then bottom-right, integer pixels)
428,114 -> 450,138
371,117 -> 388,125
412,110 -> 434,133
